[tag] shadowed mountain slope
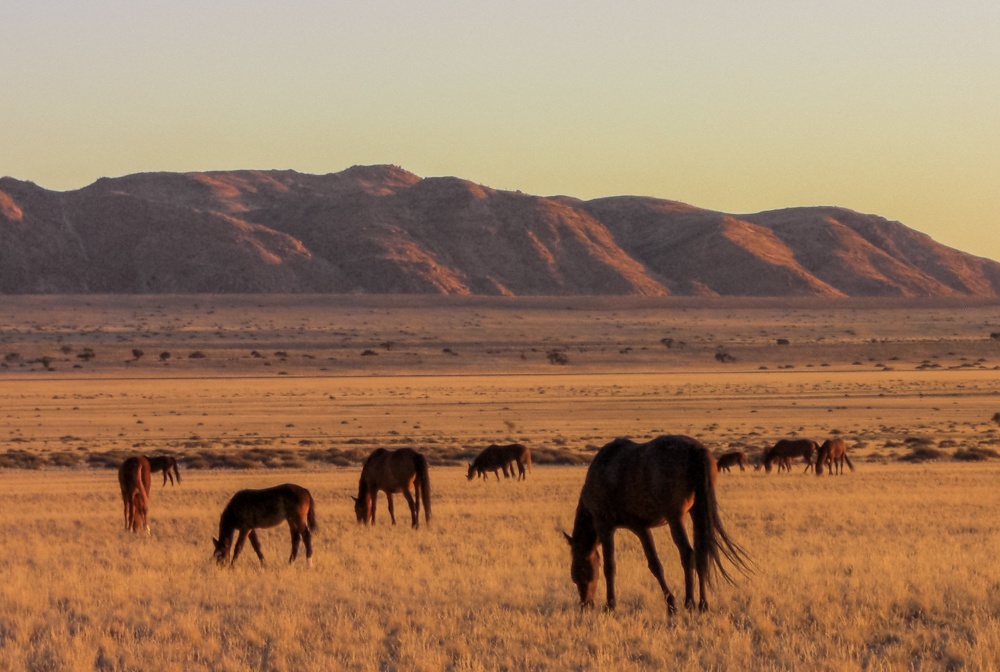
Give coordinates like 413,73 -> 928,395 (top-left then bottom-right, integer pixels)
1,166 -> 997,296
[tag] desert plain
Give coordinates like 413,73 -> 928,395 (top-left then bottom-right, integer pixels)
1,294 -> 1000,671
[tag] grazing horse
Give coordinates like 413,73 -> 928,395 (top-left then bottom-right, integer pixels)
146,455 -> 181,486
716,450 -> 747,473
816,438 -> 855,476
762,439 -> 818,474
467,443 -> 532,482
564,435 -> 750,614
117,456 -> 151,534
212,484 -> 316,567
353,448 -> 431,528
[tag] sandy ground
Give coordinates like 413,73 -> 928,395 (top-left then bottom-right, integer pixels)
1,295 -> 998,467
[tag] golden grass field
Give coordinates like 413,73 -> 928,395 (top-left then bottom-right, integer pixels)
1,295 -> 1000,671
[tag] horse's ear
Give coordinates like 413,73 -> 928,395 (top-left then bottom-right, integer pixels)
212,537 -> 220,550
349,495 -> 357,502
562,531 -> 573,546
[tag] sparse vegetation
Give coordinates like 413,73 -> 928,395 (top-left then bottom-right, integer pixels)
546,350 -> 569,365
2,296 -> 1000,669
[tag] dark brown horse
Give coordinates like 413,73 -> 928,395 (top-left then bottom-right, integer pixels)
117,456 -> 151,534
716,450 -> 747,473
212,483 -> 317,567
146,455 -> 181,487
467,443 -> 532,481
353,448 -> 431,528
564,435 -> 750,614
762,439 -> 818,474
815,438 -> 855,476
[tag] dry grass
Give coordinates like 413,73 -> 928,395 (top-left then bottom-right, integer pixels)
1,465 -> 1000,671
1,295 -> 1000,670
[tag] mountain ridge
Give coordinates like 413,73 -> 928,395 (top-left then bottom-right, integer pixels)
1,166 -> 997,297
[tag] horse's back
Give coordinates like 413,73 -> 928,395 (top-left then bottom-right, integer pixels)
773,438 -> 816,457
582,435 -> 709,524
473,443 -> 524,470
361,447 -> 422,490
118,456 -> 150,489
224,483 -> 311,528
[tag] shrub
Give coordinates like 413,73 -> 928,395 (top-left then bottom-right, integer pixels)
546,350 -> 569,365
897,447 -> 945,462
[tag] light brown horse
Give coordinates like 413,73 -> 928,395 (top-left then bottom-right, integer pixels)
212,483 -> 317,567
146,455 -> 181,487
762,439 -> 818,474
353,448 -> 431,528
716,450 -> 747,473
467,443 -> 532,481
564,435 -> 750,614
815,438 -> 855,476
117,456 -> 151,534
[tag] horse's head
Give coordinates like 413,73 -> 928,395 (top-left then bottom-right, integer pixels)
466,463 -> 476,480
171,458 -> 182,484
563,532 -> 599,610
351,495 -> 367,524
212,536 -> 230,565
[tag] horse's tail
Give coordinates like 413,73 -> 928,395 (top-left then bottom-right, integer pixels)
691,448 -> 752,585
414,453 -> 431,525
307,492 -> 318,531
524,446 -> 532,473
172,459 -> 182,485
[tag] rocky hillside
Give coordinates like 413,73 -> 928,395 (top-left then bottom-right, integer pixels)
1,165 -> 997,296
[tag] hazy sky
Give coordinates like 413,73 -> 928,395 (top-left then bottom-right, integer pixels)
3,1 -> 999,261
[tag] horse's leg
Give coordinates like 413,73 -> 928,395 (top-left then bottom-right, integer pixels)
402,487 -> 418,529
301,527 -> 313,568
162,471 -> 169,487
667,519 -> 698,610
599,529 -> 617,611
494,469 -> 501,482
288,527 -> 301,563
247,530 -> 266,566
386,493 -> 396,525
369,492 -> 378,525
230,529 -> 250,567
517,459 -> 526,481
122,497 -> 130,531
636,527 -> 677,615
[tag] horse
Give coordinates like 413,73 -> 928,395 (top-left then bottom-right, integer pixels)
716,450 -> 747,473
762,439 -> 818,474
815,438 -> 855,476
563,435 -> 750,614
212,483 -> 317,568
467,443 -> 532,481
146,455 -> 181,486
352,448 -> 431,529
117,456 -> 151,534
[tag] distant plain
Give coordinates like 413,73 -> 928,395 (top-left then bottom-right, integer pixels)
1,295 -> 999,670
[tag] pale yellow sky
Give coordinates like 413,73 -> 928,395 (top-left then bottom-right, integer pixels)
2,1 -> 998,261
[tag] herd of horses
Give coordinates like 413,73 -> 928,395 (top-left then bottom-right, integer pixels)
116,434 -> 851,616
